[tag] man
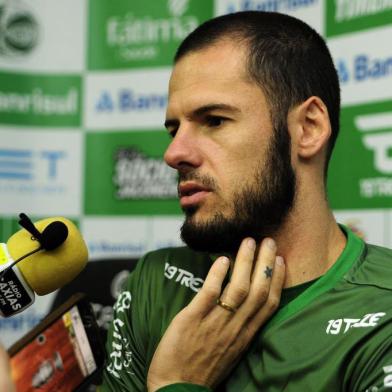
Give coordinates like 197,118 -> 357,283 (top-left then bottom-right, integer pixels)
97,10 -> 392,392
99,10 -> 392,392
1,10 -> 391,392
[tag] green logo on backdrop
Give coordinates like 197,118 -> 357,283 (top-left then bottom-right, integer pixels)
328,100 -> 392,209
113,147 -> 177,199
326,0 -> 392,37
85,131 -> 181,215
88,0 -> 214,69
0,73 -> 81,127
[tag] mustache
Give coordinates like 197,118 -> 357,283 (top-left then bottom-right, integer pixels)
177,170 -> 219,191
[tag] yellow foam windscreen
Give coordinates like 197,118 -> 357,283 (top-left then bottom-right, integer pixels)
7,217 -> 88,295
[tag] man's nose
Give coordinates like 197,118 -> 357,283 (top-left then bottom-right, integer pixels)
164,128 -> 202,170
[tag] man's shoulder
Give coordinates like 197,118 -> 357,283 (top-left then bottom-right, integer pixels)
366,242 -> 392,260
346,242 -> 392,290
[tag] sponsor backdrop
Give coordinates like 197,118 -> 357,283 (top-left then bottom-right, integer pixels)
0,0 -> 391,345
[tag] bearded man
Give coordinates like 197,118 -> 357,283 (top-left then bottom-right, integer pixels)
0,10 -> 391,392
99,10 -> 392,392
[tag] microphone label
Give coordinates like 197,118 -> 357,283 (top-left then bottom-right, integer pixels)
0,268 -> 33,317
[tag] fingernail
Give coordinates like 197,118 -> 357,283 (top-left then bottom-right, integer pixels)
220,256 -> 229,264
276,256 -> 284,266
265,238 -> 276,250
247,238 -> 256,250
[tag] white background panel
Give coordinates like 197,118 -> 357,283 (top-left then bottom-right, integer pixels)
0,126 -> 83,216
82,216 -> 150,259
149,216 -> 184,250
84,68 -> 171,131
328,25 -> 392,106
334,209 -> 388,247
0,0 -> 86,72
81,215 -> 184,260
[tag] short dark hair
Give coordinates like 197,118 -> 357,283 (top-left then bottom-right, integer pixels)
174,11 -> 340,174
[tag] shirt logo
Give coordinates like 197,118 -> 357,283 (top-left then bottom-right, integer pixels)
326,312 -> 386,335
164,262 -> 204,293
106,291 -> 134,379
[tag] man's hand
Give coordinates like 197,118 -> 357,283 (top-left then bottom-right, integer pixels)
147,237 -> 285,391
0,343 -> 15,392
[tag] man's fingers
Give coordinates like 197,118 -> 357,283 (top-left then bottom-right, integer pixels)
184,236 -> 285,328
234,237 -> 278,320
187,256 -> 230,317
252,238 -> 277,284
219,238 -> 256,309
247,255 -> 286,336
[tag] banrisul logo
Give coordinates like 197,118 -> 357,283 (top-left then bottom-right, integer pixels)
336,54 -> 392,85
221,0 -> 317,13
327,0 -> 392,37
328,101 -> 392,209
0,72 -> 81,127
328,28 -> 392,106
113,147 -> 177,199
88,0 -> 213,69
95,89 -> 167,114
0,1 -> 39,56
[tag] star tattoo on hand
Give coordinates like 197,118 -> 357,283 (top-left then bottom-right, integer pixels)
264,266 -> 273,279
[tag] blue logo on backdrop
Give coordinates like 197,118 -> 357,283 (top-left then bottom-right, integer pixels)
95,90 -> 167,113
0,149 -> 66,181
0,149 -> 33,180
355,55 -> 392,81
337,60 -> 350,84
41,151 -> 66,179
225,0 -> 317,13
336,54 -> 392,84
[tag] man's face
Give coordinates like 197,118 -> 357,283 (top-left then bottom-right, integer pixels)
164,40 -> 295,253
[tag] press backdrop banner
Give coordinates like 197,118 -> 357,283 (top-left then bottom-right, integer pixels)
1,0 -> 391,345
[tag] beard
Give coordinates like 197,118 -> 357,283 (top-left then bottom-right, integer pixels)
179,124 -> 296,254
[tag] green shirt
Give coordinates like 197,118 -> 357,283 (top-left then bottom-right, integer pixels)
100,227 -> 392,391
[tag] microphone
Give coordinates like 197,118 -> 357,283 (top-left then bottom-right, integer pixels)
0,213 -> 88,317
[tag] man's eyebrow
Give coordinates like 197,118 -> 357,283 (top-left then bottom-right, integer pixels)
193,103 -> 240,117
164,103 -> 240,129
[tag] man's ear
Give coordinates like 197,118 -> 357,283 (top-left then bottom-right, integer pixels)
289,96 -> 331,159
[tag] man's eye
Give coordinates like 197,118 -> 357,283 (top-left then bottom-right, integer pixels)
206,116 -> 225,127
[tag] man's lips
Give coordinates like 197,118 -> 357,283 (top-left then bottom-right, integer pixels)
178,182 -> 212,207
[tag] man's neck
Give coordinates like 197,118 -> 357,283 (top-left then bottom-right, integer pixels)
272,194 -> 347,288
